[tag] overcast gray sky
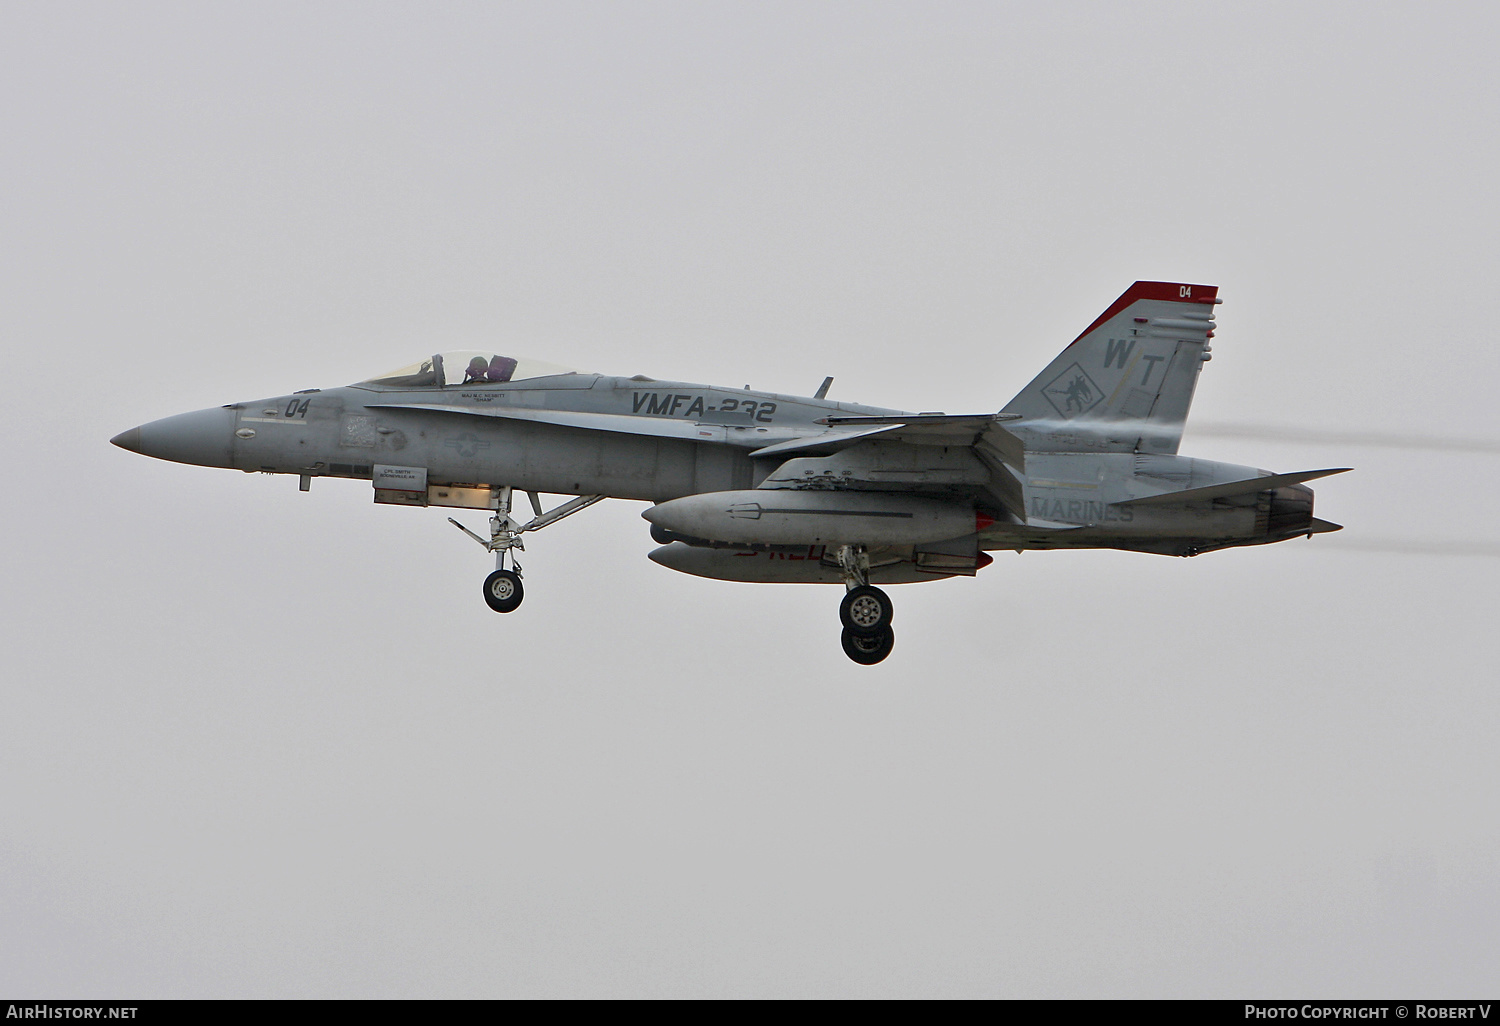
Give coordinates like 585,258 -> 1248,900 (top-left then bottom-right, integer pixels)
3,0 -> 1498,998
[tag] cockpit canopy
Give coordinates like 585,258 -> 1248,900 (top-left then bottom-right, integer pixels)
361,351 -> 581,388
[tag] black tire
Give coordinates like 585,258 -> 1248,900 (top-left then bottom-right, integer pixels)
839,585 -> 893,635
841,626 -> 895,665
483,569 -> 524,613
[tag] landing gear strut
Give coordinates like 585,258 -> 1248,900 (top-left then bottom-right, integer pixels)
834,544 -> 895,664
450,487 -> 603,614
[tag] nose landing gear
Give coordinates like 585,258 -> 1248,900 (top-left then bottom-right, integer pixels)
450,487 -> 604,614
834,544 -> 895,665
483,568 -> 524,613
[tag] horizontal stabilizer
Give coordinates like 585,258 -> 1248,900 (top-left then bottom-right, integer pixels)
1307,518 -> 1344,534
1113,467 -> 1352,506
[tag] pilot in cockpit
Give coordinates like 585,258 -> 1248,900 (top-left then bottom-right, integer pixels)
464,355 -> 519,384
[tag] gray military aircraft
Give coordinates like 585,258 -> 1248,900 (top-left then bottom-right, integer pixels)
112,281 -> 1347,664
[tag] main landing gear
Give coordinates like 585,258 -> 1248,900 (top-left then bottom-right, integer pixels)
834,544 -> 895,665
450,487 -> 603,614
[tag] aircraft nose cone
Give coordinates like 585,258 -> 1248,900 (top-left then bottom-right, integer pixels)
111,407 -> 236,468
110,427 -> 142,452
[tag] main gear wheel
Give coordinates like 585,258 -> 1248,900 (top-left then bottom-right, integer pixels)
841,626 -> 895,665
839,585 -> 893,636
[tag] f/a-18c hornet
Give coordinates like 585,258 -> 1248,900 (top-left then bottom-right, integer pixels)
112,282 -> 1347,664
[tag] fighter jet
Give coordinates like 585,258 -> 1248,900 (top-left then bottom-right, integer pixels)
112,281 -> 1347,664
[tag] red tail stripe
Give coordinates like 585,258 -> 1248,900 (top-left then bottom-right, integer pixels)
1067,281 -> 1219,348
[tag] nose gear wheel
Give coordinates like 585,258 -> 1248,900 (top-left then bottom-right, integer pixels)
483,568 -> 524,613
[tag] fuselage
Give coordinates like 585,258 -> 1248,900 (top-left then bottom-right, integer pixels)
185,374 -> 897,500
113,368 -> 1324,560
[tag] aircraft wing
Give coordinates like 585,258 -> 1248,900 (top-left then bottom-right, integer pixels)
368,404 -> 1028,472
371,402 -> 1031,517
746,424 -> 908,458
752,413 -> 1029,518
751,413 -> 1026,470
829,413 -> 1026,470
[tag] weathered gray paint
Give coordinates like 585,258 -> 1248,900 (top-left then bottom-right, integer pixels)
114,281 -> 1348,589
